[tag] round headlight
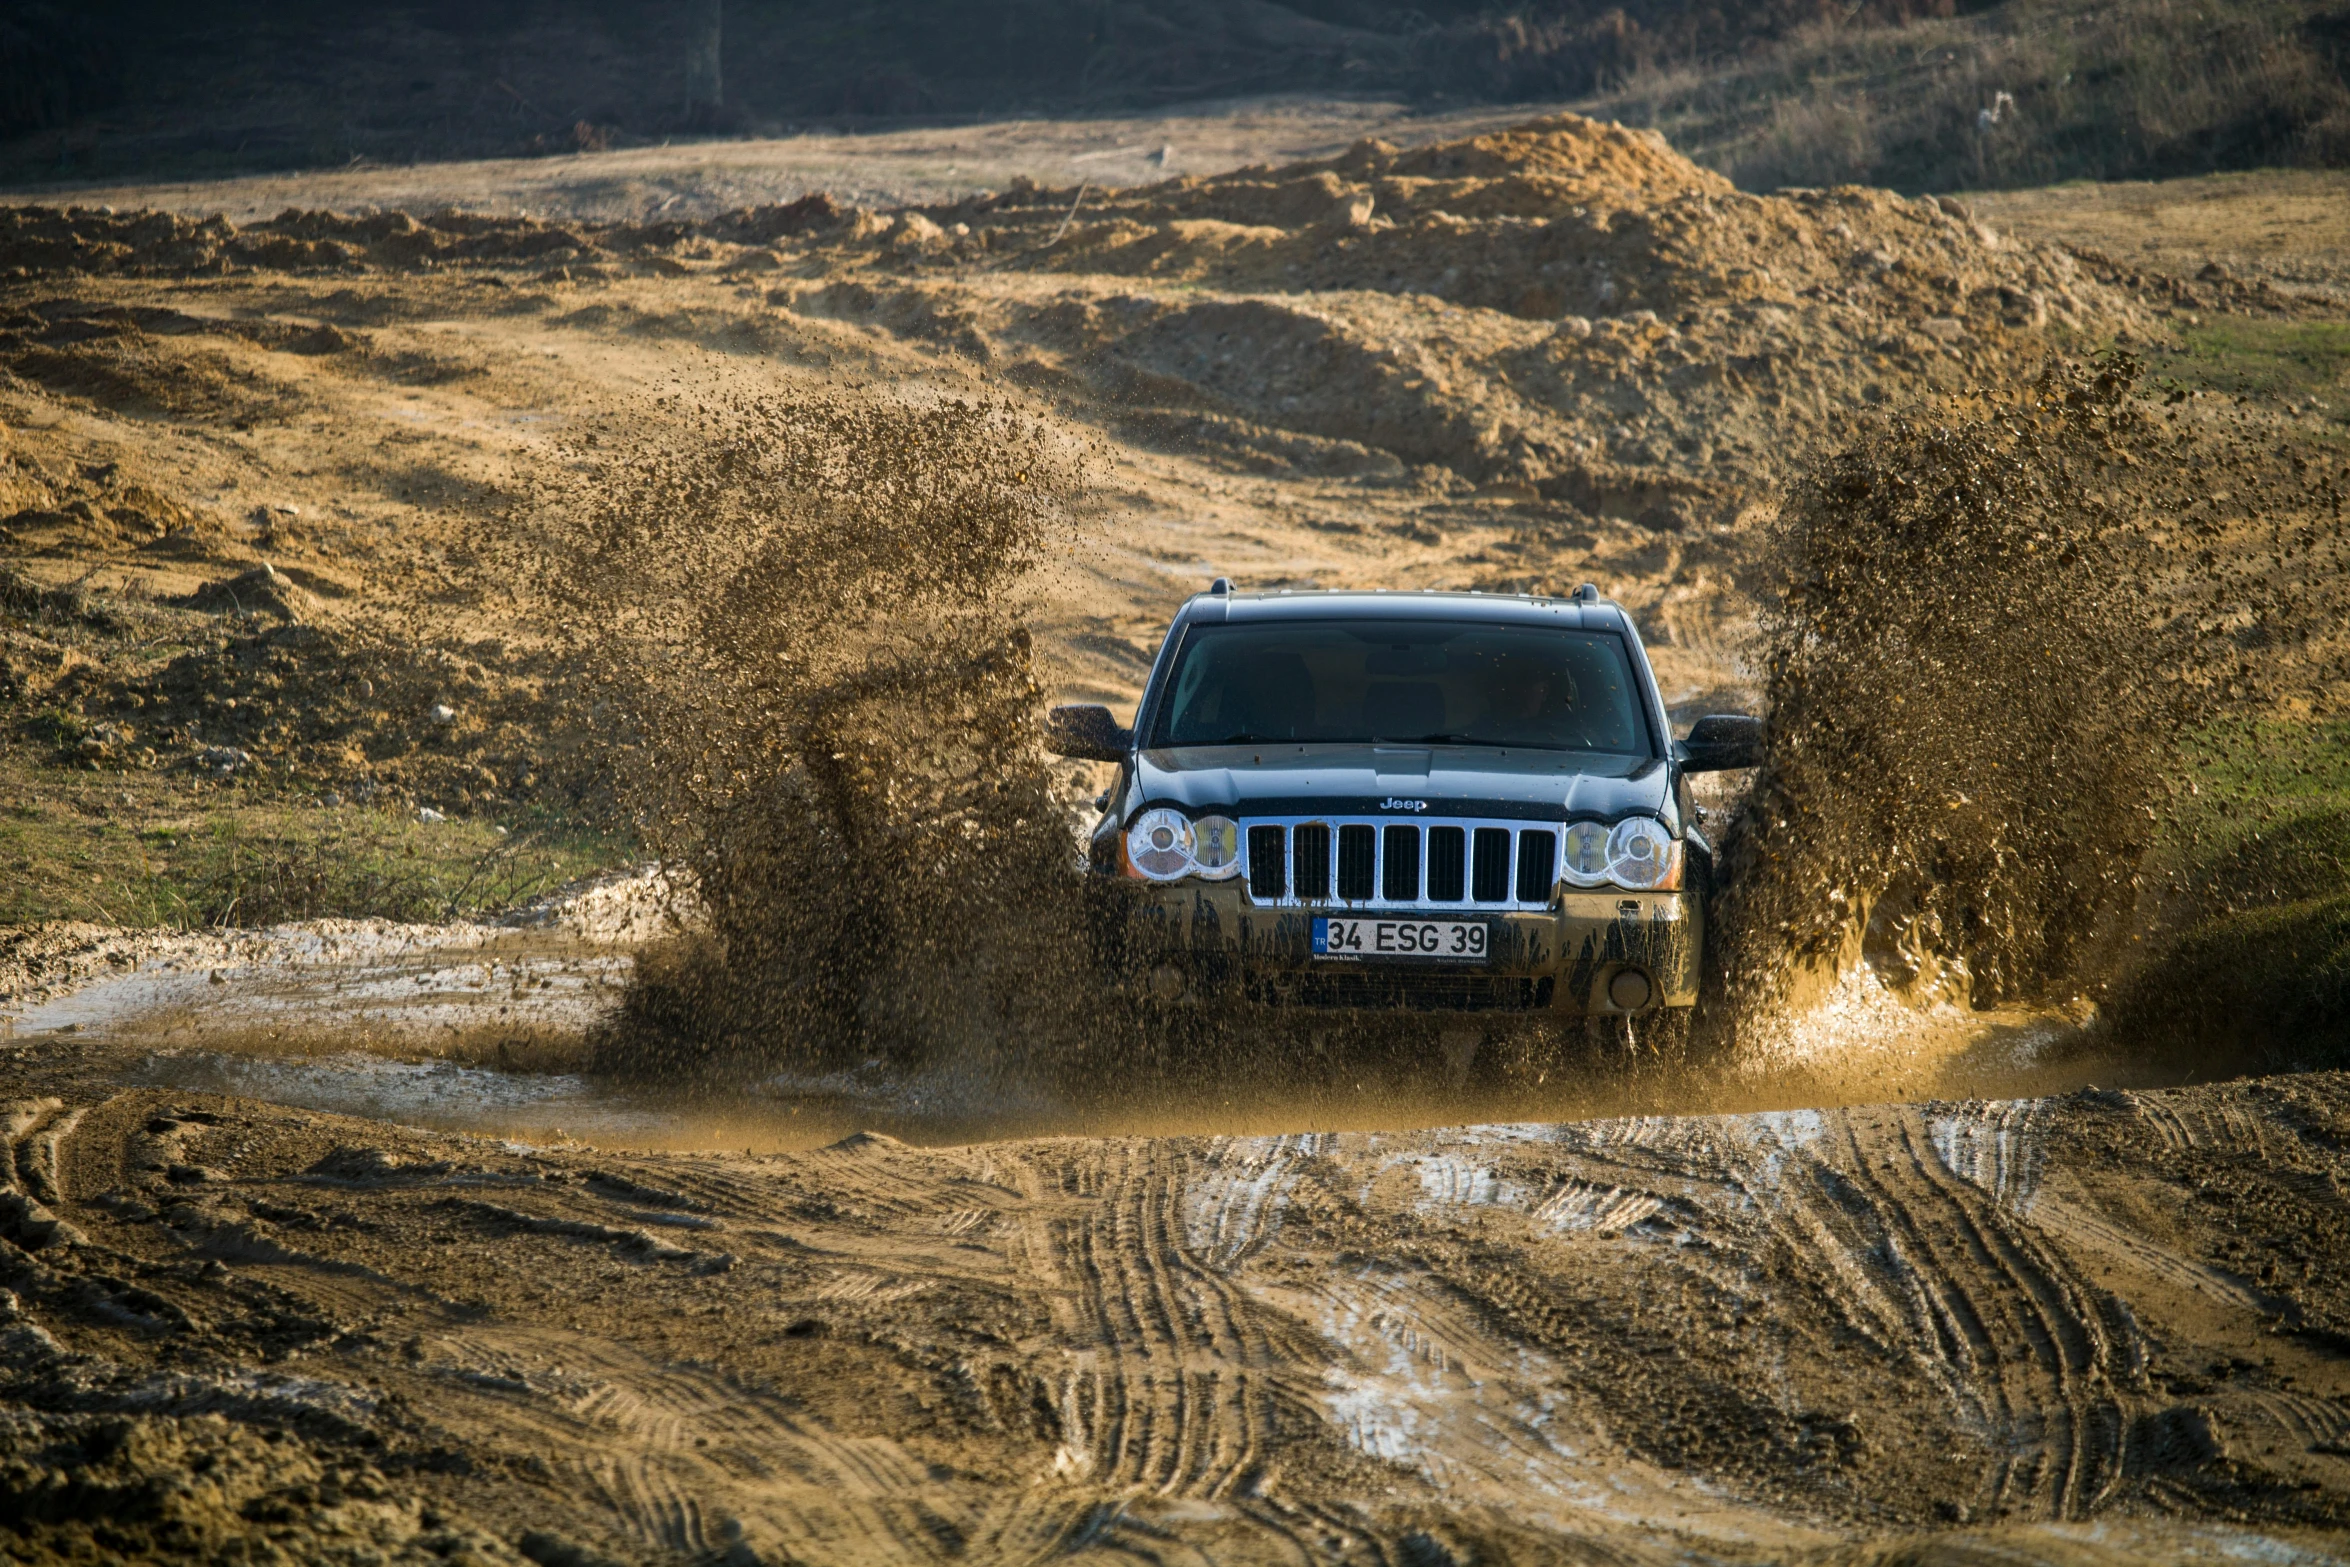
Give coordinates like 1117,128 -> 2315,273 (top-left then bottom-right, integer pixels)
1191,815 -> 1242,879
1605,816 -> 1681,891
1561,820 -> 1611,886
1127,807 -> 1196,881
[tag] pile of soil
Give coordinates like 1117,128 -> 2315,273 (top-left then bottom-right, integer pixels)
2,563 -> 598,813
0,113 -> 2285,549
852,114 -> 2167,522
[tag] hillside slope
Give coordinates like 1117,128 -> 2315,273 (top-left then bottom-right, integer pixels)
5,0 -> 2345,194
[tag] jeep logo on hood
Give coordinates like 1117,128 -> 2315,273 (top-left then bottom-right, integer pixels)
1380,798 -> 1429,812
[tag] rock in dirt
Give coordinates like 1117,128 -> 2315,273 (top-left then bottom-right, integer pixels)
182,562 -> 318,622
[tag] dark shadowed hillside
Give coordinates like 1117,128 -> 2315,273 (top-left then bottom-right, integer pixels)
5,0 -> 2345,194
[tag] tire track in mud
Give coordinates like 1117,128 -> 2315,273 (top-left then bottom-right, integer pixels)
12,1081 -> 2350,1560
13,1096 -> 1023,1565
398,1311 -> 986,1563
450,1139 -> 1032,1564
1271,1101 -> 2157,1528
1185,1133 -> 1329,1271
550,1139 -> 1145,1562
1030,1141 -> 1278,1496
75,1105 -> 1002,1562
1848,1108 -> 2129,1518
2,1098 -> 89,1252
1195,1120 -> 1847,1551
1727,1103 -> 2132,1519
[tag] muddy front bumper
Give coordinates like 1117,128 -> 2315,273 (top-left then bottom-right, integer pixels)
1109,882 -> 1701,1013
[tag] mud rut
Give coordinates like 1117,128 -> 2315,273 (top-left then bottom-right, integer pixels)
8,1017 -> 2350,1563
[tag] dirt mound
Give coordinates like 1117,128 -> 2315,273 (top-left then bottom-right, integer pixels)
943,109 -> 2141,319
2,567 -> 604,814
0,297 -> 328,428
1380,114 -> 1727,197
1049,113 -> 1729,250
0,112 -> 2201,533
735,112 -> 2177,527
0,199 -> 862,281
181,563 -> 318,622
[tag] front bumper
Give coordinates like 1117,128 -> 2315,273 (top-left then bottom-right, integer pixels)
1111,881 -> 1701,1013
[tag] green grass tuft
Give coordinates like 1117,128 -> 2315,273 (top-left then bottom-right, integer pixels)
0,750 -> 631,929
2102,890 -> 2350,1072
2100,719 -> 2350,1070
2152,319 -> 2350,408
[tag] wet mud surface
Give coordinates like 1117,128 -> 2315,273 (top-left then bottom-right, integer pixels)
0,915 -> 2181,1154
4,933 -> 2350,1564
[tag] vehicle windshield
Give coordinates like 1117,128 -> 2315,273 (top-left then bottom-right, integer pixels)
1148,619 -> 1651,754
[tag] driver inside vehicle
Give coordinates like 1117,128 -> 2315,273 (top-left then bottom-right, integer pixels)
1479,649 -> 1581,736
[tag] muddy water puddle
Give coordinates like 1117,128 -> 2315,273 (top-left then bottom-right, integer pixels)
8,928 -> 2193,1152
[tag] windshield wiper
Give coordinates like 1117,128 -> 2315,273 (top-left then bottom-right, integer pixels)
1380,733 -> 1487,745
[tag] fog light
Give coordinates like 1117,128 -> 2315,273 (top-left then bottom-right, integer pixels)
1608,968 -> 1653,1011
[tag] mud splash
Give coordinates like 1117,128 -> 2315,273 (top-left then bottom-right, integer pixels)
491,357 -> 2350,1095
500,387 -> 1108,1080
1713,357 -> 2350,1057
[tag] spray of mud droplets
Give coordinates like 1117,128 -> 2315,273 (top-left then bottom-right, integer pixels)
493,359 -> 2349,1109
509,389 -> 1103,1082
1713,356 -> 2350,1068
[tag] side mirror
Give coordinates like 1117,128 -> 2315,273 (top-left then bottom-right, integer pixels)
1678,713 -> 1765,772
1043,703 -> 1133,761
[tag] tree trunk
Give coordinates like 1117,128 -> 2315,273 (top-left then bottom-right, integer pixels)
683,0 -> 723,121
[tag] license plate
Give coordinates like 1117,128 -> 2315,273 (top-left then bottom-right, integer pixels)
1313,917 -> 1488,962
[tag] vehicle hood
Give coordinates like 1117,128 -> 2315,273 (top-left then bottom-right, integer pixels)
1126,744 -> 1676,827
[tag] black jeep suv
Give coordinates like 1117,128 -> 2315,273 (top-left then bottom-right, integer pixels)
1046,582 -> 1761,1015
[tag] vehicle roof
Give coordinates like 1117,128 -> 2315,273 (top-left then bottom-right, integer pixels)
1183,587 -> 1636,635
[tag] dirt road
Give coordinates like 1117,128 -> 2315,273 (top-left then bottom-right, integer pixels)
7,889 -> 2350,1564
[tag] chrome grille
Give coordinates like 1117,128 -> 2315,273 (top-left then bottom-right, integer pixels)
1242,816 -> 1564,911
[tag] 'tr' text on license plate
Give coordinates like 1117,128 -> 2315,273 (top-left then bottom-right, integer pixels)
1312,917 -> 1488,961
